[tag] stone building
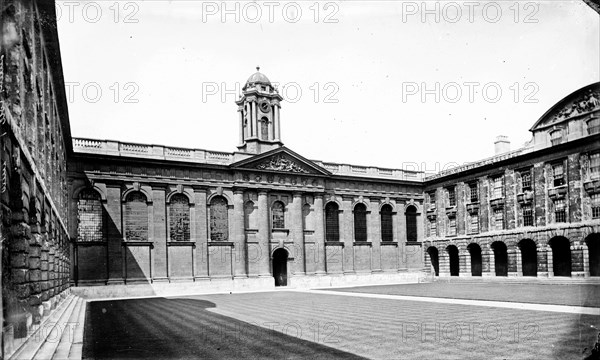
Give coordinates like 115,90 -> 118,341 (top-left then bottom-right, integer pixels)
423,83 -> 600,278
68,68 -> 426,290
1,0 -> 72,355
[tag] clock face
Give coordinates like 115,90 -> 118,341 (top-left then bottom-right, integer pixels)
259,101 -> 271,113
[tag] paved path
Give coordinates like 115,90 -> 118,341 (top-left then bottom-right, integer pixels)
305,289 -> 600,315
324,282 -> 600,307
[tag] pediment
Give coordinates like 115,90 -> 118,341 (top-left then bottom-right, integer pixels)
530,83 -> 600,132
230,147 -> 331,176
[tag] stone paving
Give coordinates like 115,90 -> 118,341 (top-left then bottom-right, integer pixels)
82,283 -> 600,359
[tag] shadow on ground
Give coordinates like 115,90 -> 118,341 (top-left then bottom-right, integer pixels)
83,297 -> 366,359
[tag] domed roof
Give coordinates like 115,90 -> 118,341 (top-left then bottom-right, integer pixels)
246,66 -> 271,86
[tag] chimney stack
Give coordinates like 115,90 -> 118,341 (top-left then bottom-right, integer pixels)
494,135 -> 510,155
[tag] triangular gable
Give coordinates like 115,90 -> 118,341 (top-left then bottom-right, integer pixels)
230,147 -> 331,176
529,82 -> 600,132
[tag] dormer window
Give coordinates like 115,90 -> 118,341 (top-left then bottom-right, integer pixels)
552,163 -> 565,187
550,130 -> 562,146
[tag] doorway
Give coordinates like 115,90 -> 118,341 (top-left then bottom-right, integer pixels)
273,248 -> 288,286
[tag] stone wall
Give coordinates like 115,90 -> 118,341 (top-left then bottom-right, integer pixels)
1,0 -> 71,353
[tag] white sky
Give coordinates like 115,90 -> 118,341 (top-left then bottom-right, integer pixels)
57,1 -> 600,173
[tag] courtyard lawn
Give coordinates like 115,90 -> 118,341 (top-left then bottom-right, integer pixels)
83,285 -> 600,359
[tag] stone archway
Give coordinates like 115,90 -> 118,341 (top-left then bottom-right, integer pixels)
446,245 -> 459,276
467,243 -> 482,276
427,247 -> 439,276
272,248 -> 289,286
491,241 -> 508,277
586,233 -> 600,277
519,239 -> 538,277
549,236 -> 571,277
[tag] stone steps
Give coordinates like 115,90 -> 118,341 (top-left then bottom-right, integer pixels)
9,295 -> 86,360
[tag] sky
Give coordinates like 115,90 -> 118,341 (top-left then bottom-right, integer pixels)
56,1 -> 600,174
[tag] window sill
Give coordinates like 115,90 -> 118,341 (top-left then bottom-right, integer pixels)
122,241 -> 153,247
167,241 -> 196,247
325,241 -> 345,247
208,241 -> 235,247
380,241 -> 398,246
405,241 -> 422,246
272,229 -> 290,234
75,241 -> 107,246
353,242 -> 372,247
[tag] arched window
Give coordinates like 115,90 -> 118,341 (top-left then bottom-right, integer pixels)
124,192 -> 148,241
260,117 -> 269,140
354,203 -> 367,241
77,189 -> 103,242
406,205 -> 417,242
325,202 -> 339,242
169,194 -> 190,241
272,201 -> 285,229
210,196 -> 229,241
380,204 -> 393,242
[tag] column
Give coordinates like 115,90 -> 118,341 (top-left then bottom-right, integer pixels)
537,243 -> 549,277
257,191 -> 271,277
291,193 -> 305,275
371,206 -> 381,272
314,195 -> 326,275
233,190 -> 247,278
152,187 -> 167,281
275,105 -> 281,141
459,251 -> 471,277
439,252 -> 450,276
342,199 -> 354,274
583,243 -> 590,278
571,242 -> 586,278
194,189 -> 209,280
507,247 -> 518,277
483,247 -> 495,277
547,245 -> 554,277
252,101 -> 258,138
106,185 -> 124,284
238,109 -> 244,145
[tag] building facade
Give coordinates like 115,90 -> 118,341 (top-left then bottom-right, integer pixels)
1,0 -> 72,356
423,83 -> 600,278
68,69 -> 426,289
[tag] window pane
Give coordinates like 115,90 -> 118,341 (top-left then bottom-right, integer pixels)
272,201 -> 285,229
406,206 -> 417,241
125,192 -> 148,241
169,194 -> 190,241
210,196 -> 229,241
325,203 -> 339,241
354,204 -> 367,241
77,189 -> 103,242
381,205 -> 393,242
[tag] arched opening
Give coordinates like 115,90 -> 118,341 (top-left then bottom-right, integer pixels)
447,245 -> 459,276
169,194 -> 190,241
406,205 -> 417,242
272,248 -> 288,287
549,236 -> 571,277
467,243 -> 482,276
210,196 -> 229,241
77,188 -> 104,242
491,241 -> 508,276
272,201 -> 285,229
518,239 -> 537,277
586,233 -> 600,276
325,202 -> 339,242
124,191 -> 148,241
354,203 -> 368,241
427,247 -> 439,276
380,204 -> 393,242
